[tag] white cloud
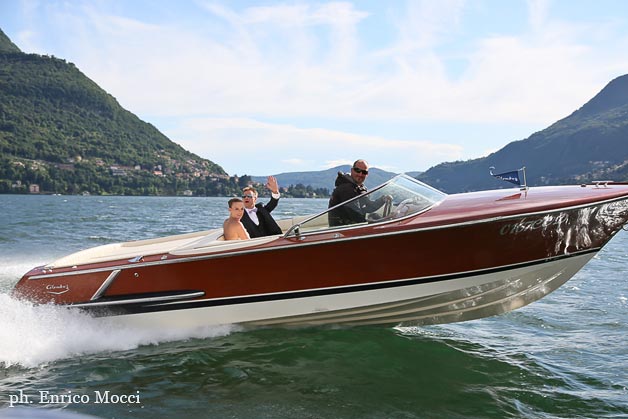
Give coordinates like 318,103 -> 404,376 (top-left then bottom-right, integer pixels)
227,2 -> 369,26
51,0 -> 623,126
394,0 -> 466,51
324,159 -> 353,168
7,0 -> 628,174
281,158 -> 308,167
168,117 -> 463,174
527,0 -> 550,30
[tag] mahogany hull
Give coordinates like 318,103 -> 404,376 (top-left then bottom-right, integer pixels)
13,186 -> 628,328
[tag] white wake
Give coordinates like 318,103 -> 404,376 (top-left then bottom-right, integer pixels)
0,293 -> 238,368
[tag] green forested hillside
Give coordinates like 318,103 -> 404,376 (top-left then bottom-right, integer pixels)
0,29 -> 20,53
0,28 -> 248,196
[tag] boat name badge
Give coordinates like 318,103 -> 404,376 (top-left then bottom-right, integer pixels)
500,213 -> 569,236
45,284 -> 70,295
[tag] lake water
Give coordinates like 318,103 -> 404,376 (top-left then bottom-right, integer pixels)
0,195 -> 627,418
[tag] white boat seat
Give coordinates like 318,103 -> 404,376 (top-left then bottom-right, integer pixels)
169,232 -> 279,256
46,230 -> 214,268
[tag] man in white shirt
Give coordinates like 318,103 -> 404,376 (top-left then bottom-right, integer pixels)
240,176 -> 283,238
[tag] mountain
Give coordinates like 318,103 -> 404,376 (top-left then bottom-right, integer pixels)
0,28 -> 240,196
0,28 -> 21,53
418,75 -> 628,193
253,165 -> 399,191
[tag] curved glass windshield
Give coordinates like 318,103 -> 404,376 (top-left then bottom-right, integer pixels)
286,174 -> 447,236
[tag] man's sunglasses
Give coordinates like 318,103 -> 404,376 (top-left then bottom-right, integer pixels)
242,194 -> 255,199
352,167 -> 369,175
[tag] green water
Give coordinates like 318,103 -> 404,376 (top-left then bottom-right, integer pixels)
1,195 -> 627,418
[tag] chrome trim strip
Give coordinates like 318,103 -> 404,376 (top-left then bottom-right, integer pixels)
28,193 -> 628,280
91,269 -> 121,301
73,291 -> 205,307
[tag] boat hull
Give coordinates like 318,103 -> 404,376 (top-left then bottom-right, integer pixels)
101,251 -> 595,329
13,184 -> 628,328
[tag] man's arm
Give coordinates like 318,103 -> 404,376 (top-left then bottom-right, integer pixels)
263,175 -> 280,213
361,195 -> 388,213
263,197 -> 279,213
329,183 -> 354,208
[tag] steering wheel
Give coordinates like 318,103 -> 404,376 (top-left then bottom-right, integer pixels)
392,198 -> 415,218
382,197 -> 393,217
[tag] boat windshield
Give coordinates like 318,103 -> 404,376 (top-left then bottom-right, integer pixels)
285,174 -> 446,236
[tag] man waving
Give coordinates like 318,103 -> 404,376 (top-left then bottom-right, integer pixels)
240,176 -> 283,238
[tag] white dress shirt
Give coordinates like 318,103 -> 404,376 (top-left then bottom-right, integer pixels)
246,207 -> 259,225
246,193 -> 280,226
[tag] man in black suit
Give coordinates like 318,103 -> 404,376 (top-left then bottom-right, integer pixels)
240,176 -> 283,238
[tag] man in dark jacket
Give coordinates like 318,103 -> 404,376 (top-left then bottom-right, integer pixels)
328,159 -> 388,226
240,176 -> 283,238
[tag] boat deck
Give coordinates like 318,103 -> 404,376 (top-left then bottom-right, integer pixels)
44,214 -> 317,268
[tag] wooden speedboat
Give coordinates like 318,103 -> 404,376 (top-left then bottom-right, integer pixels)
12,175 -> 628,328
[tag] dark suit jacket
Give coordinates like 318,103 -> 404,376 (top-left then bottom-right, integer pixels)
241,197 -> 283,238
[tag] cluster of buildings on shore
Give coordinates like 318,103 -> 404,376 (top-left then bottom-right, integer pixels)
10,153 -> 229,195
10,180 -> 41,193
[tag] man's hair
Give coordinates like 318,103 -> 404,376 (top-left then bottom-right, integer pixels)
242,186 -> 258,196
353,159 -> 368,168
228,198 -> 243,208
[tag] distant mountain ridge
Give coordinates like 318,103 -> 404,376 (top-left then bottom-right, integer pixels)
418,74 -> 628,193
252,166 -> 403,191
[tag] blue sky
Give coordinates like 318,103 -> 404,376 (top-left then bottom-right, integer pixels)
2,0 -> 628,176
